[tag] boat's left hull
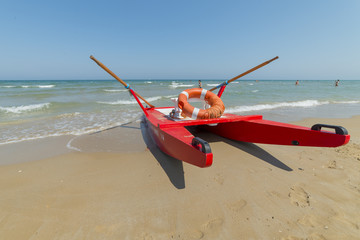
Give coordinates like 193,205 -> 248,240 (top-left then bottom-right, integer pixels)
145,116 -> 213,168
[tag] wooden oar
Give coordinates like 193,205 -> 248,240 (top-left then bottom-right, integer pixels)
209,56 -> 279,92
90,55 -> 155,108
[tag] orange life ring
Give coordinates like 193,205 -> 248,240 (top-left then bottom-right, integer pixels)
178,88 -> 225,119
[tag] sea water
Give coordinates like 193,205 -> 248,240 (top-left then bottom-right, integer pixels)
1,79 -> 359,145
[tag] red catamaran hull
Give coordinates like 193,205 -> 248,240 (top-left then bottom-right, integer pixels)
144,107 -> 350,168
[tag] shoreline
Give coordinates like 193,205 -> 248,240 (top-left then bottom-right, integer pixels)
1,115 -> 359,166
0,115 -> 359,239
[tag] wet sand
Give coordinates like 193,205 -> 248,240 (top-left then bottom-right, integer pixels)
0,116 -> 359,239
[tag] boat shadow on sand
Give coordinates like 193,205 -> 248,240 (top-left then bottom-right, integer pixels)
139,121 -> 292,189
140,120 -> 186,189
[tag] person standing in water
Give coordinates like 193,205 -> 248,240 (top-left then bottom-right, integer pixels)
335,79 -> 340,87
295,80 -> 299,85
198,80 -> 202,88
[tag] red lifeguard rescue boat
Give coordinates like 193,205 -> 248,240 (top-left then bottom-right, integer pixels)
90,56 -> 350,168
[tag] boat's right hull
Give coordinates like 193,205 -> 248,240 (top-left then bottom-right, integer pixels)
202,119 -> 350,147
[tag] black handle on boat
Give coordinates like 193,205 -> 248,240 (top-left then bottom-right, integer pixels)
209,56 -> 279,92
311,124 -> 348,135
192,137 -> 212,153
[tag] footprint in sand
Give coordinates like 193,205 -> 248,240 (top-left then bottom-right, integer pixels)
289,185 -> 310,207
227,199 -> 247,213
136,233 -> 154,240
335,142 -> 360,160
282,233 -> 327,240
308,232 -> 327,240
297,214 -> 323,227
214,174 -> 224,185
267,190 -> 286,199
281,236 -> 303,240
183,230 -> 204,240
333,210 -> 360,230
201,218 -> 224,238
327,160 -> 337,169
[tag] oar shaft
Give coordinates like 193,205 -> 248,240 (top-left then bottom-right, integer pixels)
209,56 -> 279,92
90,55 -> 154,108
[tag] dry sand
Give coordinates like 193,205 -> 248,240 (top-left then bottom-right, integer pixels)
0,116 -> 359,239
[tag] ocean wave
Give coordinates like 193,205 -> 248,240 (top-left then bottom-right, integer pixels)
97,100 -> 137,105
103,89 -> 127,92
164,95 -> 178,98
57,112 -> 81,118
206,84 -> 220,87
333,100 -> 360,104
0,110 -> 142,145
0,103 -> 51,114
97,96 -> 162,105
225,100 -> 329,113
17,85 -> 55,88
169,82 -> 195,88
0,85 -> 55,89
38,85 -> 55,88
252,90 -> 259,93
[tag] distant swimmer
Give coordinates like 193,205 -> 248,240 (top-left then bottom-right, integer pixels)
295,80 -> 299,85
335,79 -> 340,87
198,80 -> 202,88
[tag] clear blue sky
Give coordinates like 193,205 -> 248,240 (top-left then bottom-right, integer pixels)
1,0 -> 359,80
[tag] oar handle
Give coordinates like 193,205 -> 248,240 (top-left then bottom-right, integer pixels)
209,56 -> 279,92
90,55 -> 154,108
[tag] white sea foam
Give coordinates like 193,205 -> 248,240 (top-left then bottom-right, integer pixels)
206,84 -> 220,87
103,89 -> 127,92
0,103 -> 51,114
169,82 -> 194,88
97,96 -> 162,105
333,100 -> 360,104
57,112 -> 81,118
66,137 -> 82,152
1,85 -> 16,88
38,85 -> 55,88
252,90 -> 259,93
0,110 -> 142,145
164,95 -> 177,98
97,100 -> 137,105
18,85 -> 55,88
225,100 -> 329,113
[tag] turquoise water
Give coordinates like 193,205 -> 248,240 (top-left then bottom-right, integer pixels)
1,79 -> 359,144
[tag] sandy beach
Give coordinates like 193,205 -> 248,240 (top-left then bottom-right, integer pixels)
0,116 -> 359,240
